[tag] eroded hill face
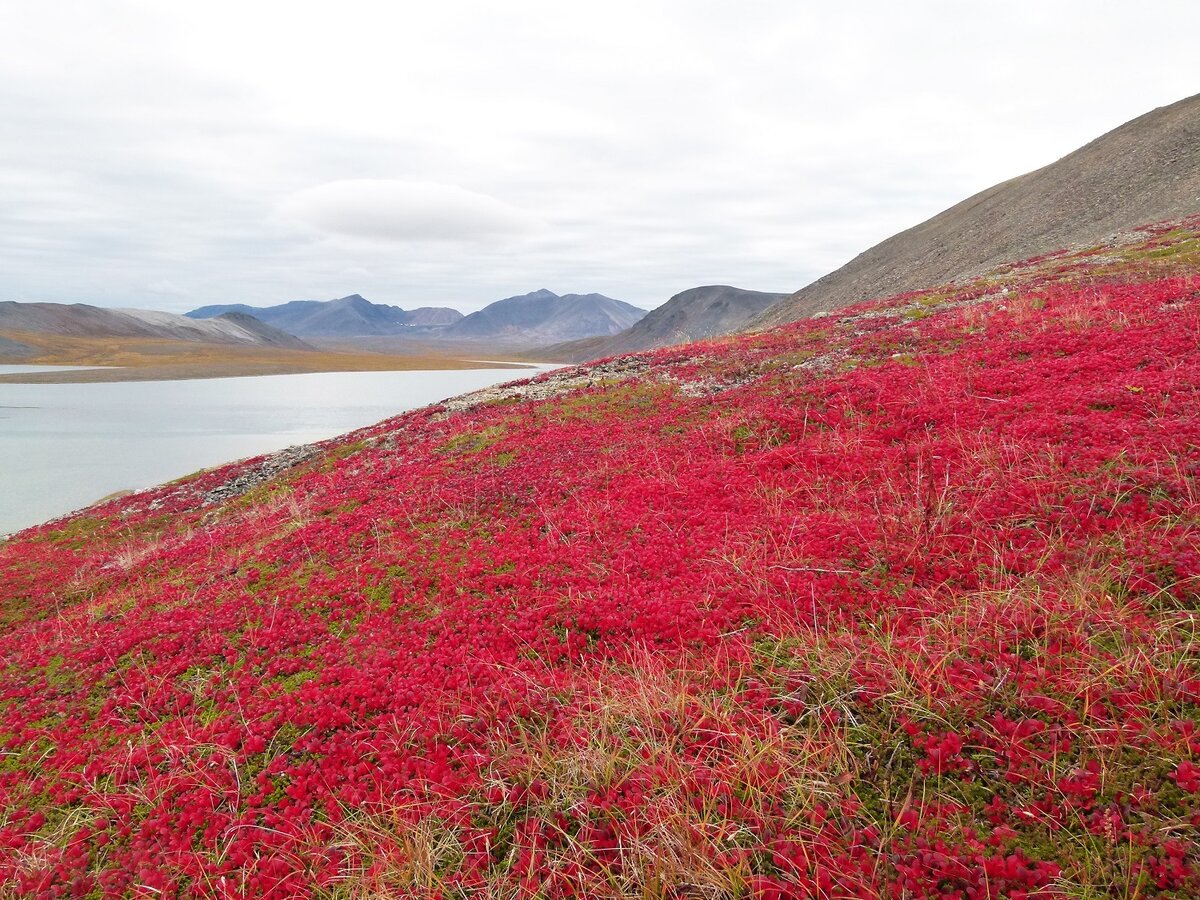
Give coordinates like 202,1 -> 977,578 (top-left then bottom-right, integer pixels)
2,219 -> 1200,896
757,92 -> 1200,327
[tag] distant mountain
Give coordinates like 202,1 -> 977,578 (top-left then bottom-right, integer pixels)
0,302 -> 309,349
536,285 -> 788,363
755,92 -> 1200,327
187,295 -> 463,337
445,290 -> 647,344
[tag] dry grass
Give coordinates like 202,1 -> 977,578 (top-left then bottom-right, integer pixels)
312,559 -> 1195,898
319,650 -> 848,899
0,331 -> 529,383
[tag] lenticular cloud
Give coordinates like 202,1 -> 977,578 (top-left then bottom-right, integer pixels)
280,179 -> 539,243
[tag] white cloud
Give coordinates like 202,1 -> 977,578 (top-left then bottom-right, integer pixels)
279,180 -> 540,244
0,1 -> 1197,312
145,279 -> 193,298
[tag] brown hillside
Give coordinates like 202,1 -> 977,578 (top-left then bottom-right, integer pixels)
755,92 -> 1200,326
538,285 -> 787,363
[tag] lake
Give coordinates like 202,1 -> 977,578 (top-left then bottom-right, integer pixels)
0,365 -> 553,536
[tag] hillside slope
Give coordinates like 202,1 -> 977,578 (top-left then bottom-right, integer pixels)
0,334 -> 33,358
756,92 -> 1200,326
0,301 -> 310,349
541,285 -> 788,362
187,295 -> 464,337
2,219 -> 1199,896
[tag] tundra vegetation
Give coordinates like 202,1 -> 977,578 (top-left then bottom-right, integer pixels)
1,217 -> 1199,897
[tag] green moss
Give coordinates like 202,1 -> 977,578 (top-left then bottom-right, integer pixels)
42,654 -> 81,693
38,516 -> 105,549
549,381 -> 672,424
275,669 -> 318,694
776,349 -> 817,367
1142,237 -> 1200,259
229,479 -> 295,512
437,424 -> 509,455
362,573 -> 399,611
319,439 -> 369,471
0,594 -> 34,628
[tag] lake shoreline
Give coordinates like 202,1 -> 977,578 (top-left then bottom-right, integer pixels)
0,356 -> 533,384
0,365 -> 557,535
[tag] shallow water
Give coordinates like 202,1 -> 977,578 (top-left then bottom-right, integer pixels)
0,366 -> 550,535
0,365 -> 111,374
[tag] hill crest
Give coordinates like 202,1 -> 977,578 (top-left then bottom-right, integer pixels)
756,91 -> 1200,326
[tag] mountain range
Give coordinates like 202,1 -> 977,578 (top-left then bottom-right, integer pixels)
0,302 -> 308,349
186,295 -> 463,337
187,289 -> 649,347
6,97 -> 1199,370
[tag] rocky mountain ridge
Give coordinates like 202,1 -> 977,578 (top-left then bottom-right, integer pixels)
188,290 -> 648,348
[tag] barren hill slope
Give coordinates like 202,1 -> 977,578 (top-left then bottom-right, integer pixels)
756,92 -> 1200,326
540,285 -> 787,363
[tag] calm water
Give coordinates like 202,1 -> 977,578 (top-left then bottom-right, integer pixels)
0,366 -> 550,535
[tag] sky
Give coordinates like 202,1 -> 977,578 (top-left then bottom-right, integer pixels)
1,2 -> 1198,314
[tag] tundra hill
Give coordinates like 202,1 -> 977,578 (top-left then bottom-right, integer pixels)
444,289 -> 647,344
187,295 -> 464,338
755,92 -> 1200,327
3,219 -> 1200,896
0,301 -> 309,349
540,285 -> 788,362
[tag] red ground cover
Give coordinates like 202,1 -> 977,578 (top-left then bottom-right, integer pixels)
2,220 -> 1199,897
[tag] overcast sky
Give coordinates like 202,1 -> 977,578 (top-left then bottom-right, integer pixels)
2,2 -> 1197,313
